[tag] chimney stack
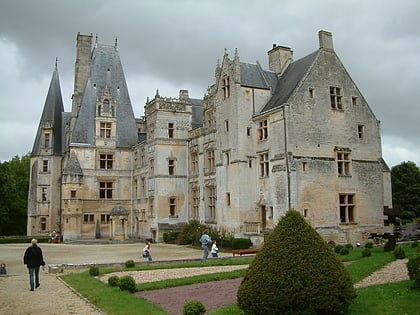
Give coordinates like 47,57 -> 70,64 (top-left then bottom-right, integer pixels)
267,44 -> 293,76
318,30 -> 334,51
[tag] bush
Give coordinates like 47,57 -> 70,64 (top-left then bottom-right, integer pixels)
345,243 -> 354,250
118,275 -> 136,293
108,275 -> 119,287
412,241 -> 419,248
113,264 -> 122,272
232,238 -> 252,250
340,247 -> 350,255
163,231 -> 179,244
362,248 -> 372,257
177,220 -> 208,246
183,300 -> 206,315
393,246 -> 406,259
407,255 -> 420,289
89,266 -> 99,276
365,242 -> 374,248
125,259 -> 135,268
237,210 -> 356,315
334,244 -> 344,253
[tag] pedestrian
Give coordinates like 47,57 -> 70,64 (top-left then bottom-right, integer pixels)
199,229 -> 211,262
0,263 -> 6,274
23,239 -> 45,291
142,241 -> 153,261
211,240 -> 219,258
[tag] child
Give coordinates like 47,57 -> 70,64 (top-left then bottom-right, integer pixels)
211,240 -> 219,258
142,241 -> 152,261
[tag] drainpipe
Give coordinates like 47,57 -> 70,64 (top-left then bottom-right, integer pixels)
283,104 -> 291,210
130,153 -> 133,237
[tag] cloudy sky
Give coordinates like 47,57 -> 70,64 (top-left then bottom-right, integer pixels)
0,0 -> 419,167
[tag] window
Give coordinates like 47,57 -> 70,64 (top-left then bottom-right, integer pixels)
168,123 -> 174,138
206,149 -> 215,173
44,133 -> 50,148
247,127 -> 251,136
99,154 -> 113,169
226,192 -> 231,206
101,214 -> 110,223
149,158 -> 154,175
99,182 -> 113,199
358,125 -> 365,140
191,188 -> 199,220
224,120 -> 229,132
190,151 -> 198,174
207,186 -> 216,222
42,160 -> 49,172
169,197 -> 176,217
309,88 -> 314,98
41,217 -> 47,231
168,159 -> 175,175
100,122 -> 112,138
41,187 -> 47,202
70,190 -> 76,199
83,214 -> 95,224
339,194 -> 355,223
225,152 -> 230,165
337,151 -> 351,176
248,159 -> 252,168
149,197 -> 154,217
258,120 -> 268,140
141,177 -> 146,197
302,162 -> 308,172
222,76 -> 230,99
330,86 -> 343,109
259,152 -> 269,177
352,96 -> 358,106
206,111 -> 214,128
303,208 -> 308,218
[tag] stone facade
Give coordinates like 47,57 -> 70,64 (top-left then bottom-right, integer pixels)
27,30 -> 393,245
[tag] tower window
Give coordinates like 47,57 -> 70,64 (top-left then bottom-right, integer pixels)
42,160 -> 49,172
168,159 -> 175,175
168,123 -> 174,138
222,76 -> 230,99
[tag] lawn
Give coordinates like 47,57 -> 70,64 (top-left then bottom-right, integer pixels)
61,244 -> 419,315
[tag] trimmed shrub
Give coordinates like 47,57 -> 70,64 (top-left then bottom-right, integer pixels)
163,231 -> 179,244
183,300 -> 206,315
177,220 -> 208,245
393,246 -> 406,259
89,266 -> 99,276
365,242 -> 374,248
118,275 -> 136,293
411,241 -> 419,248
340,247 -> 350,255
345,243 -> 354,250
232,238 -> 252,250
125,259 -> 135,268
334,244 -> 344,254
113,264 -> 122,272
407,255 -> 420,289
108,275 -> 119,287
237,210 -> 356,315
362,248 -> 372,257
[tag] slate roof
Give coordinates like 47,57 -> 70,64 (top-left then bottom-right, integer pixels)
261,50 -> 319,113
190,98 -> 204,129
240,62 -> 277,90
62,152 -> 83,175
70,44 -> 138,148
31,64 -> 64,155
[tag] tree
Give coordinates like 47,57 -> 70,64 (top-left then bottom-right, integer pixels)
391,161 -> 420,220
237,210 -> 356,315
0,154 -> 30,235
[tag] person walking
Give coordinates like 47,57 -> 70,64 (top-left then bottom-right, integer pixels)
142,241 -> 153,261
23,239 -> 45,291
199,229 -> 211,262
211,240 -> 219,258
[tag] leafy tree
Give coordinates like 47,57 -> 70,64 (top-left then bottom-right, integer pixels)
237,210 -> 356,315
391,161 -> 420,220
0,154 -> 30,235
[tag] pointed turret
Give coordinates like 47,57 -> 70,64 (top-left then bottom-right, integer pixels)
31,62 -> 64,156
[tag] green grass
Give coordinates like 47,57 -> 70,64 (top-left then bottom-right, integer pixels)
61,244 -> 419,315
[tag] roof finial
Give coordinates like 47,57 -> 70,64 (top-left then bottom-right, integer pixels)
55,57 -> 58,69
115,37 -> 118,47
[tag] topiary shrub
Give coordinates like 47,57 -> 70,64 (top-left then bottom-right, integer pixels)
113,264 -> 122,272
237,210 -> 356,315
125,259 -> 135,268
183,300 -> 206,315
118,275 -> 136,293
163,231 -> 179,244
334,244 -> 344,254
232,238 -> 252,250
393,246 -> 406,259
407,255 -> 420,289
365,242 -> 374,248
108,275 -> 119,287
344,243 -> 354,250
340,247 -> 350,255
89,266 -> 99,276
362,248 -> 371,257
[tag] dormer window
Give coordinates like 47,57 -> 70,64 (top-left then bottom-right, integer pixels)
100,122 -> 112,138
98,99 -> 114,117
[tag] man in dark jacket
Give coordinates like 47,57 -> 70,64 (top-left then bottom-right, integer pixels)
23,239 -> 45,291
